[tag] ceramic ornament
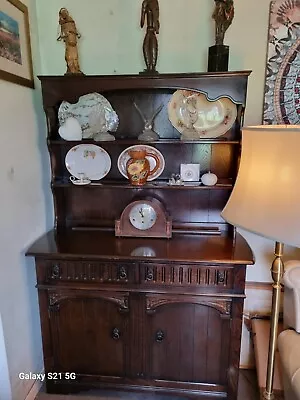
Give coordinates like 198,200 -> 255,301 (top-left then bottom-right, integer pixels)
201,171 -> 218,186
58,92 -> 119,139
58,117 -> 82,141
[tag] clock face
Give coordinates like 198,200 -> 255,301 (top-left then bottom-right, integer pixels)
129,203 -> 157,230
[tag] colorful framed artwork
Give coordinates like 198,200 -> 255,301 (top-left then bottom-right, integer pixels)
0,0 -> 34,88
263,0 -> 300,125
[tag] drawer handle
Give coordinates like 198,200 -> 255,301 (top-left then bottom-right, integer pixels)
118,266 -> 128,280
155,330 -> 165,343
217,271 -> 225,283
51,264 -> 60,279
112,327 -> 121,340
146,267 -> 154,281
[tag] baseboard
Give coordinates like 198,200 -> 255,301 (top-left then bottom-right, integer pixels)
25,374 -> 43,400
246,281 -> 284,291
240,364 -> 256,370
240,282 -> 277,369
252,319 -> 284,394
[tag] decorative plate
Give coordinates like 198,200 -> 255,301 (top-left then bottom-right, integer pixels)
168,90 -> 237,139
65,144 -> 111,180
58,92 -> 119,139
117,145 -> 165,181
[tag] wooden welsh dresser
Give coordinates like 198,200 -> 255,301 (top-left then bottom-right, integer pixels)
26,72 -> 254,399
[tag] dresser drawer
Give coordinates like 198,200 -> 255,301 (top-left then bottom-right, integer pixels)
140,263 -> 234,288
41,260 -> 138,285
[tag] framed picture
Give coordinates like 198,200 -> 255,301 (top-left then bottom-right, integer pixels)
0,0 -> 34,88
263,0 -> 300,125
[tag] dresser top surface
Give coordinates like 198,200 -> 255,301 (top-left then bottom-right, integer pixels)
26,230 -> 254,265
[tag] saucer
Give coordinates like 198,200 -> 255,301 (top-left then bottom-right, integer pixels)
70,179 -> 91,186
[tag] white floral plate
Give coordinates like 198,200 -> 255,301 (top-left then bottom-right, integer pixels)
168,90 -> 237,138
65,144 -> 111,180
117,145 -> 165,181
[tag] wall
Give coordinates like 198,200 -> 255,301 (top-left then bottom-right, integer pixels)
0,314 -> 12,400
0,0 -> 52,399
34,0 -> 300,368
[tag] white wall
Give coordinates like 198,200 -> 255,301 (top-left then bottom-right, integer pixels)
0,0 -> 52,399
0,314 -> 12,400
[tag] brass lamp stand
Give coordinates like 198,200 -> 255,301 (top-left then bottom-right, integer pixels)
263,242 -> 284,400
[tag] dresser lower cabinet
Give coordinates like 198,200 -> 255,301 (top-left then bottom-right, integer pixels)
36,259 -> 246,399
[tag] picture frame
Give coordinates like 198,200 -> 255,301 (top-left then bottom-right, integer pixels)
180,163 -> 200,182
263,0 -> 300,125
0,0 -> 34,88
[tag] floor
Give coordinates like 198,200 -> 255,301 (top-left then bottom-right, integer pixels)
36,370 -> 260,400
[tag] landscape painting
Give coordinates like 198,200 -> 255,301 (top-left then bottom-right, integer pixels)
0,10 -> 22,65
0,0 -> 33,88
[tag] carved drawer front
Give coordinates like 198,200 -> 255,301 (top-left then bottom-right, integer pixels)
45,261 -> 138,284
140,263 -> 234,288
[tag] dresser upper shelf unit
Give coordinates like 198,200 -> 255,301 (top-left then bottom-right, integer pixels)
40,71 -> 251,232
41,71 -> 250,142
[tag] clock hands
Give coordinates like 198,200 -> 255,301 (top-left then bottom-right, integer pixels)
127,202 -> 158,232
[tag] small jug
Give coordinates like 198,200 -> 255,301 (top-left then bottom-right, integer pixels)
126,149 -> 160,186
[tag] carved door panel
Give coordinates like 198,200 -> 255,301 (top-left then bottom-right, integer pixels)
48,290 -> 130,377
145,294 -> 231,385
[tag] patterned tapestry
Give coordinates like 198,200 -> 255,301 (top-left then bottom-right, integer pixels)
263,0 -> 300,124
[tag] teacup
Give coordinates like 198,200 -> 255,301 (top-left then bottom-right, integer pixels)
70,173 -> 91,185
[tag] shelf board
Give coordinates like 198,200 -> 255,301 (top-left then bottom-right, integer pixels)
48,138 -> 240,145
52,179 -> 233,190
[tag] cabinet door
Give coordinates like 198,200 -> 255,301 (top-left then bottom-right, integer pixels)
48,290 -> 129,377
145,294 -> 231,385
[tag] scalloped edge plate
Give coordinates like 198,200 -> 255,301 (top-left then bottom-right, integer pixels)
168,90 -> 237,138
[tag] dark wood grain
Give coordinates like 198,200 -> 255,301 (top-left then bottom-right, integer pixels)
27,230 -> 253,265
35,369 -> 260,399
49,290 -> 130,376
27,72 -> 254,400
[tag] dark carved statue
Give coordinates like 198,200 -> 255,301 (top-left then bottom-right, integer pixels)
212,0 -> 234,45
140,0 -> 160,74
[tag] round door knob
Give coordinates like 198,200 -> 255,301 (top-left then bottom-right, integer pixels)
155,329 -> 165,342
111,327 -> 121,340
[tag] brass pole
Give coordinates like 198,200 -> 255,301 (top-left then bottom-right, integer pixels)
263,242 -> 284,400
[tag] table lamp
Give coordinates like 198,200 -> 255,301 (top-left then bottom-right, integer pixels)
221,124 -> 300,399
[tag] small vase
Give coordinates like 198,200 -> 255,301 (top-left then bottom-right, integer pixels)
126,149 -> 160,186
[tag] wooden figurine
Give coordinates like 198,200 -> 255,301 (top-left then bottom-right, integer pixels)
212,0 -> 234,45
140,0 -> 160,74
57,8 -> 83,75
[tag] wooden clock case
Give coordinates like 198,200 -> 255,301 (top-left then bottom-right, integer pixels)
26,71 -> 254,400
115,197 -> 172,238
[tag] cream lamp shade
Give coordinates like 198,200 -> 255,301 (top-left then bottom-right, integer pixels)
221,125 -> 300,247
